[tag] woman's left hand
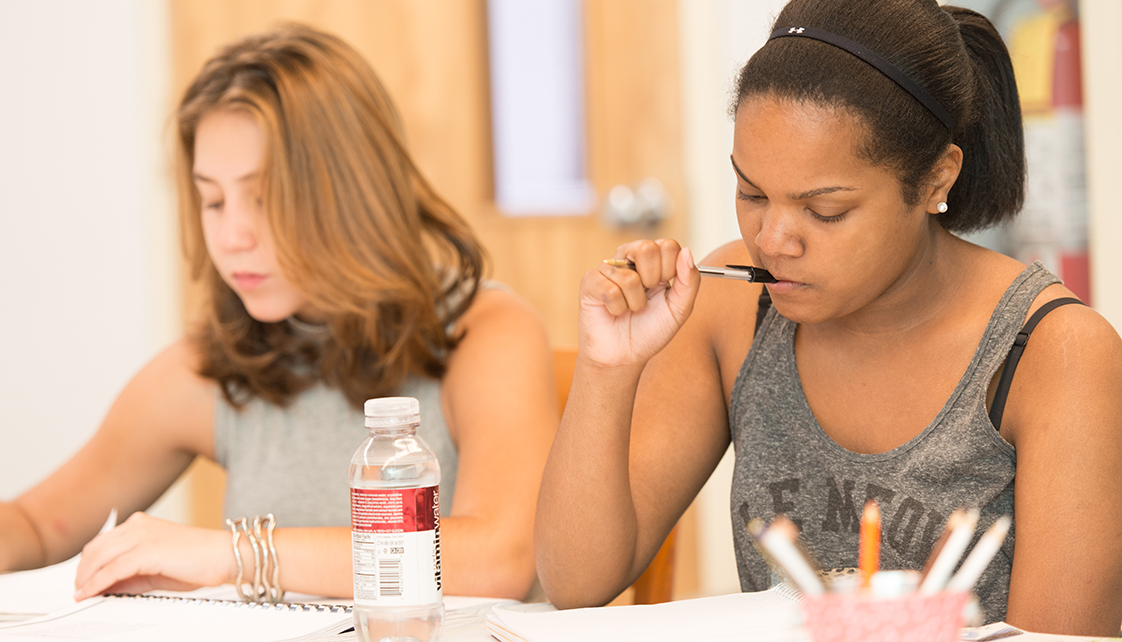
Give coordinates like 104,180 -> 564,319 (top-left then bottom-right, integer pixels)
73,511 -> 232,600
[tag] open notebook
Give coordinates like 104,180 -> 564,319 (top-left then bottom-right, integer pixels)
0,592 -> 354,642
0,553 -> 515,642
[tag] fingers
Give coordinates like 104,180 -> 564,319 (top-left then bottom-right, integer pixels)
582,269 -> 636,318
72,512 -> 221,600
76,548 -> 160,600
595,239 -> 686,313
74,514 -> 143,596
665,247 -> 700,324
608,239 -> 682,290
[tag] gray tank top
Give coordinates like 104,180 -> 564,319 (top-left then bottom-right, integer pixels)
214,373 -> 458,527
729,261 -> 1059,624
212,280 -> 503,526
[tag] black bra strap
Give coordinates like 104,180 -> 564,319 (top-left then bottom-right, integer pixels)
989,297 -> 1085,431
754,289 -> 773,336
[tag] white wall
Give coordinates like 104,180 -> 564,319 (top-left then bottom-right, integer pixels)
0,0 -> 183,521
1081,0 -> 1122,329
678,0 -> 789,597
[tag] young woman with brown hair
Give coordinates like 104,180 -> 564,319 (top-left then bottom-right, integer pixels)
536,0 -> 1122,635
0,24 -> 555,601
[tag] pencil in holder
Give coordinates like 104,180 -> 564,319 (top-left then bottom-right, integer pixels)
801,590 -> 969,642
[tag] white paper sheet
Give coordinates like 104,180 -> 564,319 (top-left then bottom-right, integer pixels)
485,589 -> 807,642
0,509 -> 117,620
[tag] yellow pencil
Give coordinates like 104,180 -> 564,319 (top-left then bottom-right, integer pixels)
859,499 -> 881,590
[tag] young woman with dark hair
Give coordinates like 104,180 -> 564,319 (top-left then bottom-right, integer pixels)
0,24 -> 556,602
536,0 -> 1122,634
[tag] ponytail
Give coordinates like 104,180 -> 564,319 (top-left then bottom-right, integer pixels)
942,6 -> 1026,231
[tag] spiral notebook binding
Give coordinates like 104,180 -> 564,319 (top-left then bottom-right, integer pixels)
106,593 -> 353,614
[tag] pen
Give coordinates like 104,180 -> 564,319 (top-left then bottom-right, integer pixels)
602,259 -> 778,283
748,516 -> 826,596
918,508 -> 979,595
859,499 -> 880,590
945,515 -> 1012,593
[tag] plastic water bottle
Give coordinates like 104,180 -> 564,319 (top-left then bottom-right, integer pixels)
351,397 -> 443,642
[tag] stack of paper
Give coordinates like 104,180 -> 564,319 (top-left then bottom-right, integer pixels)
486,589 -> 808,642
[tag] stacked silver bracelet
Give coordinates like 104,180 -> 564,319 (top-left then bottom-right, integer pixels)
225,514 -> 284,604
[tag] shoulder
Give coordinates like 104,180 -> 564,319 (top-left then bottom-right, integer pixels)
1021,281 -> 1120,378
110,338 -> 217,453
444,285 -> 552,386
454,285 -> 549,346
440,285 -> 556,445
1001,278 -> 1122,448
121,339 -> 211,397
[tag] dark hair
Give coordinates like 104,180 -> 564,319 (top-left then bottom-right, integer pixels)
734,0 -> 1024,233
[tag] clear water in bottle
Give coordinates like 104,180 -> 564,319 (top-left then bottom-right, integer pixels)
351,397 -> 443,642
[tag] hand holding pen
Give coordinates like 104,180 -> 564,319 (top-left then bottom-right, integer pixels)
579,239 -> 702,367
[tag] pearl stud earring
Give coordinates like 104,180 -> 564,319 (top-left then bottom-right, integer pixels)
936,202 -> 948,213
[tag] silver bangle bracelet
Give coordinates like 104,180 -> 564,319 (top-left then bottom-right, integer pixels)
226,515 -> 282,604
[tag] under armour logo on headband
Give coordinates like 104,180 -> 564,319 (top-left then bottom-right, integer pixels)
788,27 -> 805,34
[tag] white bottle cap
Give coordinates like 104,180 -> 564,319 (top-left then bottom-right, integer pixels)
364,396 -> 420,428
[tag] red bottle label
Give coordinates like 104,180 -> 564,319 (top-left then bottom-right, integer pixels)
351,487 -> 439,533
351,486 -> 441,606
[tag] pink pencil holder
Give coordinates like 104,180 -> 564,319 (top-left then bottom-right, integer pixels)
802,591 -> 969,642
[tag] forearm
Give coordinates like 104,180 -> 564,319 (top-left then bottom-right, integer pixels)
1006,555 -> 1122,636
0,501 -> 46,572
269,528 -> 352,598
440,513 -> 535,600
272,517 -> 538,601
535,360 -> 647,608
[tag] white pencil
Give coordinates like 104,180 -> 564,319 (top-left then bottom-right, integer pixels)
749,517 -> 826,596
945,516 -> 1012,593
918,508 -> 979,595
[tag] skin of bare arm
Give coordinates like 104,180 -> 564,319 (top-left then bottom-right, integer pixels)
536,240 -> 762,608
430,286 -> 557,599
68,287 -> 555,601
2,340 -> 212,574
998,300 -> 1122,636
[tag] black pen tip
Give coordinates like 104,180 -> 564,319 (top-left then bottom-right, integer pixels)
725,264 -> 778,284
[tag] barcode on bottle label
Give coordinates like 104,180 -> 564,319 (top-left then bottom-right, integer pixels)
351,486 -> 441,607
378,559 -> 403,597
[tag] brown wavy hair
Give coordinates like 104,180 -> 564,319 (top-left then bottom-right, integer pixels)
176,24 -> 487,409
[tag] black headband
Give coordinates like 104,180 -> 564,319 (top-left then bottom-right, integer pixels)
767,26 -> 955,132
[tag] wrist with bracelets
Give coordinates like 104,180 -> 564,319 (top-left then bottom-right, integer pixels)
225,513 -> 284,604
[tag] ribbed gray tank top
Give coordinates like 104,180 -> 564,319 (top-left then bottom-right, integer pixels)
729,261 -> 1059,624
214,375 -> 457,526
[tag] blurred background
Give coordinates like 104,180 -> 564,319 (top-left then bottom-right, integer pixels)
1,0 -> 1119,602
